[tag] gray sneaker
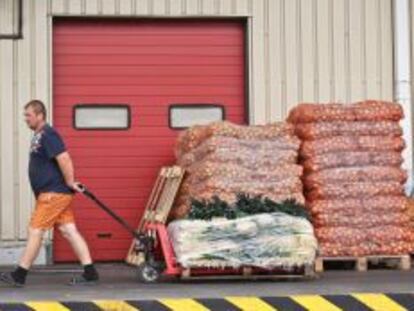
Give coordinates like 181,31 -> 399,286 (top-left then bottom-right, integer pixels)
0,272 -> 24,288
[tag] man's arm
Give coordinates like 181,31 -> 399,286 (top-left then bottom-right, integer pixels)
56,151 -> 82,192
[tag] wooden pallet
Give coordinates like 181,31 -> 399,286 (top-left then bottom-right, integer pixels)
180,264 -> 317,281
125,165 -> 185,266
315,255 -> 411,273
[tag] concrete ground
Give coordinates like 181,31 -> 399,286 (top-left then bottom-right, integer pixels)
0,263 -> 413,302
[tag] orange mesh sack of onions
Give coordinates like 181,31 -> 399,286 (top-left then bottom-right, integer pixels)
300,135 -> 405,159
294,120 -> 402,140
307,196 -> 408,214
175,121 -> 295,158
302,151 -> 403,173
306,181 -> 405,201
287,100 -> 403,124
304,166 -> 407,190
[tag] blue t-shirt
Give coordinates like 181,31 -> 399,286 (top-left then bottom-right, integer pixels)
28,123 -> 74,198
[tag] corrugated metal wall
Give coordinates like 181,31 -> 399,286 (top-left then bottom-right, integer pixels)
0,0 -> 394,244
411,0 -> 414,115
0,0 -> 20,36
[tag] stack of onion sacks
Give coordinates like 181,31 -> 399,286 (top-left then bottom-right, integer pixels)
406,195 -> 414,231
288,100 -> 413,256
171,121 -> 304,219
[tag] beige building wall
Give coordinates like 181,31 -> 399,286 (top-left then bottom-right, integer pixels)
0,0 -> 395,262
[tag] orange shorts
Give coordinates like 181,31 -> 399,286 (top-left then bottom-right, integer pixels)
29,192 -> 75,230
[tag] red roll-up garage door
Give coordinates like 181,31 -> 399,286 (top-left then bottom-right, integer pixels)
52,18 -> 246,262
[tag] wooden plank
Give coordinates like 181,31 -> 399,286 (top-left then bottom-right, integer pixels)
180,266 -> 315,281
315,257 -> 324,273
315,255 -> 411,273
155,168 -> 185,223
125,166 -> 185,266
179,274 -> 313,281
356,257 -> 368,272
398,255 -> 411,271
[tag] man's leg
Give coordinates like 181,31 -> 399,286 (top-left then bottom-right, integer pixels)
58,223 -> 92,265
58,223 -> 99,284
19,227 -> 46,269
0,227 -> 45,287
0,193 -> 79,287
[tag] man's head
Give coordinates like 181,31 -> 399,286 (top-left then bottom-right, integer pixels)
24,100 -> 47,130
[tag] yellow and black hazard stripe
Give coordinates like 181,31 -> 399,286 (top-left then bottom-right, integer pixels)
0,293 -> 413,311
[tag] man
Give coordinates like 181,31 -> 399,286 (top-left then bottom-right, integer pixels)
0,99 -> 99,287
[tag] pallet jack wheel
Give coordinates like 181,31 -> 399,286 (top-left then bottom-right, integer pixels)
137,262 -> 161,283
